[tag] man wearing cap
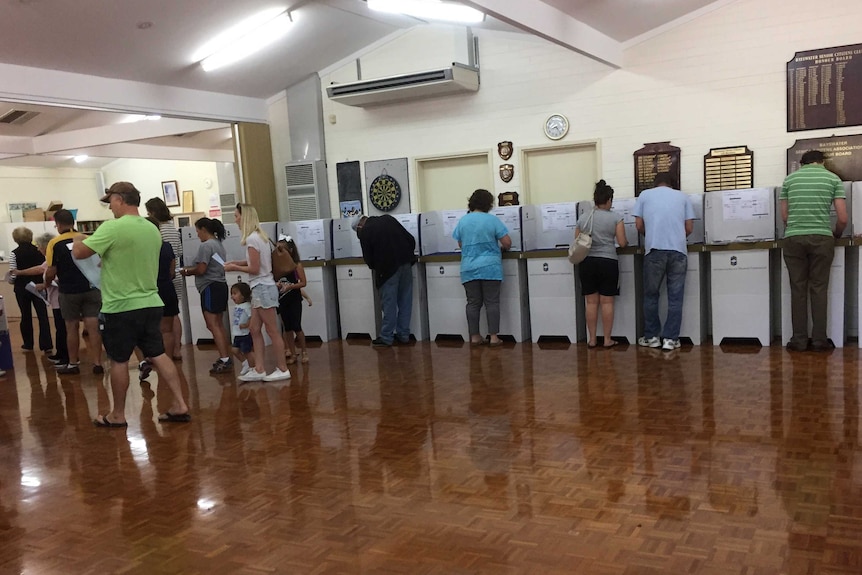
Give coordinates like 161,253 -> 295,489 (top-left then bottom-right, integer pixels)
72,181 -> 190,427
780,149 -> 848,352
45,208 -> 104,375
352,215 -> 416,347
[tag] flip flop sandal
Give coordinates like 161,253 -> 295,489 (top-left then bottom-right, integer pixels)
158,412 -> 191,423
94,415 -> 128,428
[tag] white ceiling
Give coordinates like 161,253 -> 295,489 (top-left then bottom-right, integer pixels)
0,0 -> 723,168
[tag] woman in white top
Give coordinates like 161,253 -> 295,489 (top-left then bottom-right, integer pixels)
224,203 -> 290,382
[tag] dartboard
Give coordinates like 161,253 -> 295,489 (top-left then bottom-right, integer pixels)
369,174 -> 401,212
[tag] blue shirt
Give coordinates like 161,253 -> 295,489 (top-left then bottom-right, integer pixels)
633,186 -> 695,255
452,211 -> 509,283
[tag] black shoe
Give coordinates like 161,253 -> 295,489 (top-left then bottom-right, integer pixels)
57,364 -> 80,375
138,360 -> 152,381
47,354 -> 66,364
810,340 -> 835,352
371,338 -> 392,347
21,345 -> 33,351
785,340 -> 809,352
209,359 -> 234,374
93,365 -> 105,374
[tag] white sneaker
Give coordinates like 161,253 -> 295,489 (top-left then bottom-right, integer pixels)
638,336 -> 661,348
239,361 -> 251,376
238,369 -> 265,382
662,338 -> 681,351
263,368 -> 292,382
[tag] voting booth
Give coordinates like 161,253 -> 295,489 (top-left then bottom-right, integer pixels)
705,188 -> 776,346
575,200 -> 639,344
332,218 -> 378,339
522,203 -> 579,341
393,213 -> 429,341
278,219 -> 337,342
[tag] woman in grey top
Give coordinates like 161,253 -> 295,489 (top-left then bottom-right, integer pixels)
575,180 -> 627,348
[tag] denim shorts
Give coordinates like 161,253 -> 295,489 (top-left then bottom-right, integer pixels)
251,283 -> 279,309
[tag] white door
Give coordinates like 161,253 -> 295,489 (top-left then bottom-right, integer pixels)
523,144 -> 598,205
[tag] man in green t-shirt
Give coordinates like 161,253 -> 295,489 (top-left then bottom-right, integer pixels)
72,181 -> 190,427
780,150 -> 847,352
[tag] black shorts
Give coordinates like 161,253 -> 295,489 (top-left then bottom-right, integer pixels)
201,282 -> 228,314
103,307 -> 165,363
279,295 -> 303,332
233,334 -> 253,354
578,256 -> 620,296
159,283 -> 180,317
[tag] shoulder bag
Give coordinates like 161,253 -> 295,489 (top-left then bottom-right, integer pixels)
270,238 -> 297,280
567,209 -> 594,265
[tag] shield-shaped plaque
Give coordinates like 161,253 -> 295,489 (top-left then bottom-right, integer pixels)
497,141 -> 513,160
499,164 -> 514,183
498,191 -> 519,206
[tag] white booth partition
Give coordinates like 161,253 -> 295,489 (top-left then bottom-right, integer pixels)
705,188 -> 777,346
278,219 -> 337,342
332,218 -> 377,339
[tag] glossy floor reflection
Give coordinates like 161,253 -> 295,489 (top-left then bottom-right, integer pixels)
1,334 -> 862,574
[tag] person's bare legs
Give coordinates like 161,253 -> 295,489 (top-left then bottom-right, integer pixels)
260,307 -> 287,372
172,315 -> 182,358
283,330 -> 297,363
585,293 -> 599,346
600,295 -> 616,346
249,309 -> 265,375
65,319 -> 81,364
149,353 -> 189,415
101,360 -> 131,424
203,310 -> 231,359
82,316 -> 103,366
296,330 -> 307,356
160,316 -> 174,361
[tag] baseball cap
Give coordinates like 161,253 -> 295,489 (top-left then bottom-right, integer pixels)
100,181 -> 141,204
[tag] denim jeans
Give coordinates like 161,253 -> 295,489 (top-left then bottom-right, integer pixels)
643,250 -> 687,340
378,263 -> 414,344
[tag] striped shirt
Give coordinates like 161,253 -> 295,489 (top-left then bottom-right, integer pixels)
780,163 -> 844,237
159,222 -> 184,298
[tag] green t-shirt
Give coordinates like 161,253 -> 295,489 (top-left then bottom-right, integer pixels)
82,215 -> 163,313
780,164 -> 845,237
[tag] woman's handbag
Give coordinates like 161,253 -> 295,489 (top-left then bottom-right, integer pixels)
567,209 -> 594,265
270,239 -> 297,280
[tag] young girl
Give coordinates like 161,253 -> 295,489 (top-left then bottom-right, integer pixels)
276,235 -> 308,364
230,282 -> 255,376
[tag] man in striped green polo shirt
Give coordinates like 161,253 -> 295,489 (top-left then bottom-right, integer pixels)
780,150 -> 847,352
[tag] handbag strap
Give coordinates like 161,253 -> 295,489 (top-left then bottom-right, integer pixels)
584,209 -> 595,234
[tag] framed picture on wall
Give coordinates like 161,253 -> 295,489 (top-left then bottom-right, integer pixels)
161,180 -> 180,207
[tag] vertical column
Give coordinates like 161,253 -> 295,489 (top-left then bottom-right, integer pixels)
233,122 -> 278,221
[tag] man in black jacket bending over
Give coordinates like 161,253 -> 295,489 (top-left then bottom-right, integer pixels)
352,215 -> 417,347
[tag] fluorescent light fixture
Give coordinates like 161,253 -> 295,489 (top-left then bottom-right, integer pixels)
120,114 -> 161,124
194,8 -> 292,72
73,155 -> 88,163
368,0 -> 484,24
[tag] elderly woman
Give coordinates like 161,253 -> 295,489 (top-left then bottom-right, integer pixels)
575,180 -> 628,348
9,226 -> 53,352
452,189 -> 512,347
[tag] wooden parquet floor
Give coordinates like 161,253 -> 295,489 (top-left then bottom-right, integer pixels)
1,333 -> 862,574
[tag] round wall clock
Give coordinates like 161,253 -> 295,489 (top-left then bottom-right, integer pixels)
369,173 -> 402,212
543,114 -> 569,140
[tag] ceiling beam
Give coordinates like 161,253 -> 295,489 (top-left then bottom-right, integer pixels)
31,119 -> 230,155
461,0 -> 621,68
0,63 -> 268,124
0,136 -> 34,155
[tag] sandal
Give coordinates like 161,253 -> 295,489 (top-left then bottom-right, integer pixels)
300,351 -> 309,363
286,354 -> 296,365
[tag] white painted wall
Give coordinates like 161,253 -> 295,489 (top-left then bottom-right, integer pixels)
308,0 -> 862,215
268,92 -> 291,207
0,166 -> 106,223
102,158 -> 221,216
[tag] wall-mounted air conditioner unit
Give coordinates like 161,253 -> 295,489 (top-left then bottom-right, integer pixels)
326,63 -> 479,107
281,160 -> 331,222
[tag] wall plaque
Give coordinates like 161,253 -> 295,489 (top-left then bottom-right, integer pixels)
703,146 -> 753,192
634,142 -> 680,196
787,43 -> 862,132
786,134 -> 862,180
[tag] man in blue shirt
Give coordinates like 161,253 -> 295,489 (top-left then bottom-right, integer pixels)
633,174 -> 695,351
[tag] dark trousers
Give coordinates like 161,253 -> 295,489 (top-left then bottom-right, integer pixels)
15,288 -> 53,351
783,234 -> 835,345
52,308 -> 69,363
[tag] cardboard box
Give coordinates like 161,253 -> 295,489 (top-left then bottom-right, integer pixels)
23,208 -> 45,222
